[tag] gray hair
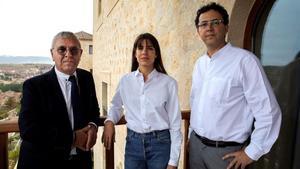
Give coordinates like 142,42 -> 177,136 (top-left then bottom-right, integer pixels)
51,31 -> 81,49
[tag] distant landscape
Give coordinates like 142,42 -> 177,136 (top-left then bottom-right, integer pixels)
0,63 -> 53,120
0,55 -> 53,64
0,62 -> 53,169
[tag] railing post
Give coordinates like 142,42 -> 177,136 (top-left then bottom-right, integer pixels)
181,110 -> 190,169
0,133 -> 8,169
105,142 -> 114,169
183,118 -> 190,169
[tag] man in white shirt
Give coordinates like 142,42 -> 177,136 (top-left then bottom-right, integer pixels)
189,2 -> 282,169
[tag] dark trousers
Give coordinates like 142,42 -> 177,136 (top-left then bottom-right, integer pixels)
63,152 -> 93,169
17,143 -> 93,169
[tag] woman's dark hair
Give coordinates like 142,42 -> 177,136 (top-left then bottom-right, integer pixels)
131,33 -> 167,74
194,2 -> 229,28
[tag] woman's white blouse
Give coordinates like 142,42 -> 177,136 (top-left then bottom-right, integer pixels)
107,69 -> 182,166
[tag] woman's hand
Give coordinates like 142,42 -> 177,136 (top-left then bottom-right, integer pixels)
102,121 -> 115,150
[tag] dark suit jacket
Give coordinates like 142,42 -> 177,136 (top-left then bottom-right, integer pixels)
17,67 -> 100,169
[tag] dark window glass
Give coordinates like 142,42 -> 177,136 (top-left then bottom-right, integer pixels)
102,82 -> 107,116
89,45 -> 93,55
251,0 -> 300,169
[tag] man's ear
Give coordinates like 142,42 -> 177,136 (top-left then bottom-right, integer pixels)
225,25 -> 229,33
50,49 -> 53,55
50,49 -> 54,61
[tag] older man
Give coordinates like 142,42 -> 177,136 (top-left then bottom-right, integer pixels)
18,31 -> 100,169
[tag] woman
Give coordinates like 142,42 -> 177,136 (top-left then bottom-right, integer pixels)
102,33 -> 182,169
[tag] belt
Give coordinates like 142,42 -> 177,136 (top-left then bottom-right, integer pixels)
127,128 -> 169,136
194,132 -> 243,148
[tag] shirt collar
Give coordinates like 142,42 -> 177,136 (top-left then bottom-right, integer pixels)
148,69 -> 158,79
134,68 -> 158,80
205,43 -> 231,61
54,66 -> 77,81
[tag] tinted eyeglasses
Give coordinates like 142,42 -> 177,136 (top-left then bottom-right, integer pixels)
197,19 -> 224,29
53,46 -> 82,56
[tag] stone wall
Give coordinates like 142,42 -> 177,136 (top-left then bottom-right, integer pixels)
78,39 -> 93,72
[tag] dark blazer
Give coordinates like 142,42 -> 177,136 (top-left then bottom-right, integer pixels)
17,67 -> 100,169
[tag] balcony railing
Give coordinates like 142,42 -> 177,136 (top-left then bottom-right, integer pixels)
0,110 -> 190,169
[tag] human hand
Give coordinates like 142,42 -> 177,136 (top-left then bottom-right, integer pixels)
86,124 -> 98,150
101,121 -> 115,150
223,149 -> 253,169
166,164 -> 177,169
73,126 -> 90,151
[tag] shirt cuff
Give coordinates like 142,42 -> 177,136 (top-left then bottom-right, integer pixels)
244,143 -> 263,161
168,129 -> 182,167
87,122 -> 98,132
104,118 -> 115,124
188,128 -> 192,139
88,122 -> 97,127
168,159 -> 178,167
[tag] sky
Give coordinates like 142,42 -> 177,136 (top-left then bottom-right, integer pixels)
0,0 -> 93,57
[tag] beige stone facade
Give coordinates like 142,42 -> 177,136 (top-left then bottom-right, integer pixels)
76,31 -> 93,72
92,0 -> 256,168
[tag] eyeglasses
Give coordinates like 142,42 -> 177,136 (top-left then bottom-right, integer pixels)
53,46 -> 82,56
197,19 -> 224,29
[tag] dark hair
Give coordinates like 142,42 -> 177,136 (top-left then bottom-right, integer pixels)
194,2 -> 229,28
131,33 -> 167,74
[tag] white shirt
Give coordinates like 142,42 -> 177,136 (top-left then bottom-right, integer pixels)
55,67 -> 77,155
107,69 -> 182,166
190,43 -> 281,160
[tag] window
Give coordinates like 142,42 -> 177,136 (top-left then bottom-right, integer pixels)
254,0 -> 300,66
98,0 -> 102,17
89,45 -> 93,55
102,82 -> 108,116
248,0 -> 300,168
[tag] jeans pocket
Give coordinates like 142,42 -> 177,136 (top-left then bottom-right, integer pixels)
126,128 -> 135,141
156,130 -> 171,144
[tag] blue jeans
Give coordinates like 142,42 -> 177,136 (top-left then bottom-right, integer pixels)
125,128 -> 171,169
